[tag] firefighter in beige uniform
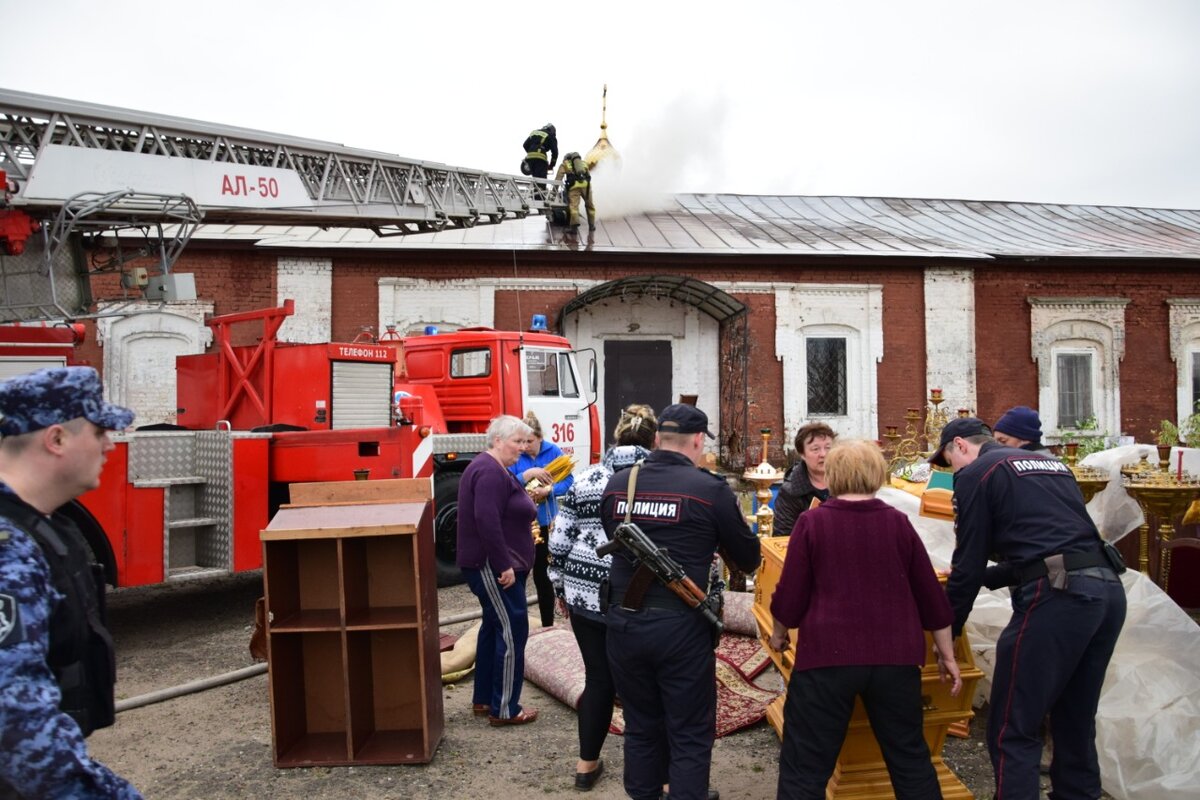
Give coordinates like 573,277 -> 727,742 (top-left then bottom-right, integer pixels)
555,152 -> 597,231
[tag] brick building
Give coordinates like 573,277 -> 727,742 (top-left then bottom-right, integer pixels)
80,195 -> 1200,466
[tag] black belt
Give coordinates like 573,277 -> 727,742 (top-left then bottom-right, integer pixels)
610,590 -> 690,613
1013,550 -> 1111,585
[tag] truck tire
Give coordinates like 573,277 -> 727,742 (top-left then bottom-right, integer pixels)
59,500 -> 118,587
433,471 -> 464,587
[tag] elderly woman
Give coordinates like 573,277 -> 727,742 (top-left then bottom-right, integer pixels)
772,422 -> 836,537
547,403 -> 657,791
768,439 -> 961,799
510,411 -> 574,629
457,414 -> 539,726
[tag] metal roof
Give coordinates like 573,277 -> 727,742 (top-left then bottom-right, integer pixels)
185,195 -> 1200,260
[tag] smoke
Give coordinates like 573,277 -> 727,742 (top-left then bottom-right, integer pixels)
589,94 -> 731,220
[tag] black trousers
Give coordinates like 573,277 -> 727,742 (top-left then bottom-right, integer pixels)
777,665 -> 940,800
532,533 -> 555,628
989,571 -> 1125,800
607,606 -> 715,800
569,612 -> 615,761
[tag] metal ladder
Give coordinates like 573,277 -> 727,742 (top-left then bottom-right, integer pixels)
0,88 -> 563,232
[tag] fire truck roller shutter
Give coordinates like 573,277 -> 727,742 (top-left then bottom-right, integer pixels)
433,467 -> 465,587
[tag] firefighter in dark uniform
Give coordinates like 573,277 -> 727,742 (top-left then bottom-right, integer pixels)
0,366 -> 141,799
931,417 -> 1126,800
600,404 -> 760,800
522,123 -> 558,197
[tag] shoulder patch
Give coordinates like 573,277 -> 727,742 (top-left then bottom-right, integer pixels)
0,593 -> 23,647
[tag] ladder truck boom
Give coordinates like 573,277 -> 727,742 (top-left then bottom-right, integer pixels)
1,88 -> 562,231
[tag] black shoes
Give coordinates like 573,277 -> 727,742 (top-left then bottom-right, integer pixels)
662,790 -> 719,800
574,758 -> 604,791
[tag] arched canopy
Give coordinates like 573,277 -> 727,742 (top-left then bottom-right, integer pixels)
557,275 -> 745,330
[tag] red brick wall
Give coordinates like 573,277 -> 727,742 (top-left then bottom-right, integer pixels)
78,245 -> 1200,445
974,259 -> 1198,442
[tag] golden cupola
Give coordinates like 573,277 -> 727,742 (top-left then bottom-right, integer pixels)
584,84 -> 621,170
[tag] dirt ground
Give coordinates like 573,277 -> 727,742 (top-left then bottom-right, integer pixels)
87,572 -> 1032,799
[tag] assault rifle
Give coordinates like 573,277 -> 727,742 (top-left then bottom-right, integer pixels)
597,521 -> 724,635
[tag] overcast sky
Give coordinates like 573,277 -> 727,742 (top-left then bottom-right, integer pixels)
4,0 -> 1200,210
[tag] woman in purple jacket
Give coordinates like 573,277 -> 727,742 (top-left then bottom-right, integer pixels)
768,439 -> 962,799
457,414 -> 540,726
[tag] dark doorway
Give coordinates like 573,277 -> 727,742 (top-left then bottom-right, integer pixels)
604,340 -> 672,446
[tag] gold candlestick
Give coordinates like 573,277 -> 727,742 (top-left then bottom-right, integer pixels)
743,428 -> 785,537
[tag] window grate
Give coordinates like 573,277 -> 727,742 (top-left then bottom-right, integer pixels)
807,338 -> 847,415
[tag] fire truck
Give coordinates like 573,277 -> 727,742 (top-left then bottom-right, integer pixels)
0,89 -> 595,587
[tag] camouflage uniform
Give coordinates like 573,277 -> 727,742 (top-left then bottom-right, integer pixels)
0,367 -> 140,799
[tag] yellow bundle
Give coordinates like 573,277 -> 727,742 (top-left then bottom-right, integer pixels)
525,454 -> 577,492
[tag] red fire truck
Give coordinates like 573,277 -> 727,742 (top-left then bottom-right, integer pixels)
0,89 -> 591,587
0,302 -> 598,588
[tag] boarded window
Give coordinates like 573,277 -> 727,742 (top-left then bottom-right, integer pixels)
450,348 -> 490,378
807,338 -> 847,415
1056,352 -> 1094,427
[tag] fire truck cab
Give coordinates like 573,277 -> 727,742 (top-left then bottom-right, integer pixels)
400,321 -> 600,584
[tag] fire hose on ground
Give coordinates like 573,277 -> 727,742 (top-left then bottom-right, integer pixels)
114,593 -> 538,714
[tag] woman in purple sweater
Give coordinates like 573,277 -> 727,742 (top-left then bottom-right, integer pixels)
768,439 -> 962,800
457,414 -> 540,726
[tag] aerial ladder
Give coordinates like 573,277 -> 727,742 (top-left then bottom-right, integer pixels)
0,88 -> 564,322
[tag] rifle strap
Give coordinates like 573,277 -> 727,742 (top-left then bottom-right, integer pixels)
618,463 -> 654,610
623,462 -> 641,524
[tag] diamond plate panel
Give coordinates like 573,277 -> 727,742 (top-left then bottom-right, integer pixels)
430,433 -> 486,455
195,430 -> 234,570
127,432 -> 202,481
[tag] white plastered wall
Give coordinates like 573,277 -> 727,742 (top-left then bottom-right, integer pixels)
1167,298 -> 1200,424
564,293 -> 721,449
924,267 -> 977,412
1030,297 -> 1128,440
276,256 -> 332,343
774,284 -> 883,442
96,301 -> 214,425
379,277 -> 500,333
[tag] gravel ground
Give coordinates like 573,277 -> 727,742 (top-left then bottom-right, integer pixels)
84,572 -> 1063,799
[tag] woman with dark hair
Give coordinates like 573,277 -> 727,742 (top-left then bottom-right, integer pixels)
547,404 -> 658,791
772,422 -> 836,537
457,414 -> 540,726
768,439 -> 961,799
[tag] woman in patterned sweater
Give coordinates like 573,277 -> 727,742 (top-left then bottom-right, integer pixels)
548,404 -> 657,791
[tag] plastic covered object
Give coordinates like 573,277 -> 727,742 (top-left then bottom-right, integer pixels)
878,486 -> 1200,800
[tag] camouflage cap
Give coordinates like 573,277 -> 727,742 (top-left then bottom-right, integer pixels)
0,366 -> 134,436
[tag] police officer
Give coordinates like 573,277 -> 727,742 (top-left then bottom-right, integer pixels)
931,417 -> 1125,800
601,404 -> 760,800
0,366 -> 141,799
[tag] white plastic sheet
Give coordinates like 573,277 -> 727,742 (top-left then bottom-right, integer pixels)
878,478 -> 1200,800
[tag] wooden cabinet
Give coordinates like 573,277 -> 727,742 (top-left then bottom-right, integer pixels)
261,478 -> 443,767
753,535 -> 984,799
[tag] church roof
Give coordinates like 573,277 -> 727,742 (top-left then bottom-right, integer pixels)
188,194 -> 1200,261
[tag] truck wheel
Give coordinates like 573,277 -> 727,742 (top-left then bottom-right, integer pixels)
433,471 -> 464,587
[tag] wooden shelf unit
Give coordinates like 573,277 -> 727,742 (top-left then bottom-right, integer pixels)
261,478 -> 442,767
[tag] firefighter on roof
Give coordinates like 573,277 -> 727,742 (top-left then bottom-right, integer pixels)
522,123 -> 558,185
555,151 -> 597,232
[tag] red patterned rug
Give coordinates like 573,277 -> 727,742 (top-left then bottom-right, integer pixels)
523,625 -> 779,738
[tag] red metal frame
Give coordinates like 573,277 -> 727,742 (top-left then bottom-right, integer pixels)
209,299 -> 294,426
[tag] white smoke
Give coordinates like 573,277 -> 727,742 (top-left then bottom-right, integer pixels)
589,94 -> 731,220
